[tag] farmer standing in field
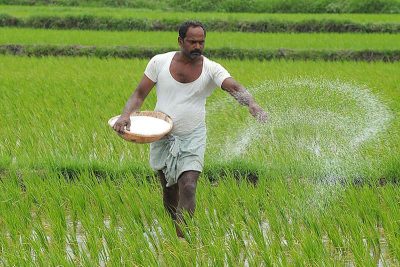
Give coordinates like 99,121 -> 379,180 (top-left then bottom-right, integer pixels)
113,20 -> 267,238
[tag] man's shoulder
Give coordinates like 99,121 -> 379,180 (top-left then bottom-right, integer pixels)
203,56 -> 225,72
202,55 -> 215,65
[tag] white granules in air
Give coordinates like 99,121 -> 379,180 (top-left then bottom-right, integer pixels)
111,116 -> 171,136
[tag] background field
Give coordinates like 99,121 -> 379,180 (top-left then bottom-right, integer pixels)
2,28 -> 400,51
1,0 -> 400,13
2,5 -> 400,22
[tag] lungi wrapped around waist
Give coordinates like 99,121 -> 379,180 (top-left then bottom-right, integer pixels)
149,122 -> 206,187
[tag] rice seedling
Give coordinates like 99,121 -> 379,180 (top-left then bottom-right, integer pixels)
2,28 -> 400,51
1,5 -> 400,23
2,169 -> 399,265
0,56 -> 399,180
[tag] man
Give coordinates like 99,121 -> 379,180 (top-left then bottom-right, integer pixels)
113,21 -> 267,238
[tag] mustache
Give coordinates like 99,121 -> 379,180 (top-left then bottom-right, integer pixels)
190,50 -> 202,55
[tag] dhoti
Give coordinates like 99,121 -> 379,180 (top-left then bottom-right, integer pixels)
149,122 -> 206,187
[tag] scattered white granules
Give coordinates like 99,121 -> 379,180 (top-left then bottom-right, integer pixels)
110,116 -> 171,136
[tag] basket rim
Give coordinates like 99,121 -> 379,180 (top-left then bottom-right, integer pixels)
108,111 -> 173,139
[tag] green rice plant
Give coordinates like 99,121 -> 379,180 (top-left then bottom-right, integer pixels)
2,28 -> 400,51
1,170 -> 400,264
2,13 -> 399,33
2,4 -> 400,22
379,185 -> 400,262
3,44 -> 399,62
0,0 -> 399,13
1,56 -> 399,181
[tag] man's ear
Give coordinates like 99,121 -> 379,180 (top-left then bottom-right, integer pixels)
178,36 -> 184,46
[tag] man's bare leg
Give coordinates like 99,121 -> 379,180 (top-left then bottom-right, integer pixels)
176,170 -> 200,238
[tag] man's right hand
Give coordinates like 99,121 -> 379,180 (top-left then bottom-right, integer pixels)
113,115 -> 131,134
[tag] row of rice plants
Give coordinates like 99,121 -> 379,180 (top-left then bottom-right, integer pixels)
1,171 -> 399,265
1,56 -> 399,182
2,28 -> 400,51
1,0 -> 399,13
1,5 -> 400,23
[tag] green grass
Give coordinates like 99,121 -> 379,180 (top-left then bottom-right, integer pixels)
2,28 -> 400,51
0,171 -> 399,265
1,5 -> 400,22
0,55 -> 399,181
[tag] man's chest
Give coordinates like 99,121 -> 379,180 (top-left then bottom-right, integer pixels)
169,60 -> 203,83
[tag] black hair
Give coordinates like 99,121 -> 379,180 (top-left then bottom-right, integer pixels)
178,20 -> 206,39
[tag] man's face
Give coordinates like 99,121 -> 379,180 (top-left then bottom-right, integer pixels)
179,26 -> 205,59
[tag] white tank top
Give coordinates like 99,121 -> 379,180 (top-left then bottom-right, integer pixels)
144,51 -> 231,136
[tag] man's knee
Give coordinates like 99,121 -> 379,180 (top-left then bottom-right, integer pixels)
179,171 -> 199,185
178,171 -> 199,198
182,183 -> 197,199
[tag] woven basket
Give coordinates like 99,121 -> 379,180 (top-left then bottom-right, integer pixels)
108,111 -> 173,143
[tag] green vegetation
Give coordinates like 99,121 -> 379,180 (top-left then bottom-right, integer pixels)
0,0 -> 400,13
2,5 -> 400,22
1,28 -> 400,61
1,13 -> 399,33
2,5 -> 399,33
2,44 -> 399,61
1,171 -> 399,265
2,28 -> 400,51
1,3 -> 399,265
1,56 -> 399,181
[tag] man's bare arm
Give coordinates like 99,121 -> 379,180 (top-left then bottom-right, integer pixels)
113,75 -> 155,133
221,77 -> 267,123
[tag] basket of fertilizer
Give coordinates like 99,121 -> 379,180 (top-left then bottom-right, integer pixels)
108,111 -> 173,143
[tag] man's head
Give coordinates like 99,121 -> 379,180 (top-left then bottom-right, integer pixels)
178,21 -> 206,60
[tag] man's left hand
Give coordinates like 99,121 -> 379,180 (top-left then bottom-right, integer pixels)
249,102 -> 268,123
